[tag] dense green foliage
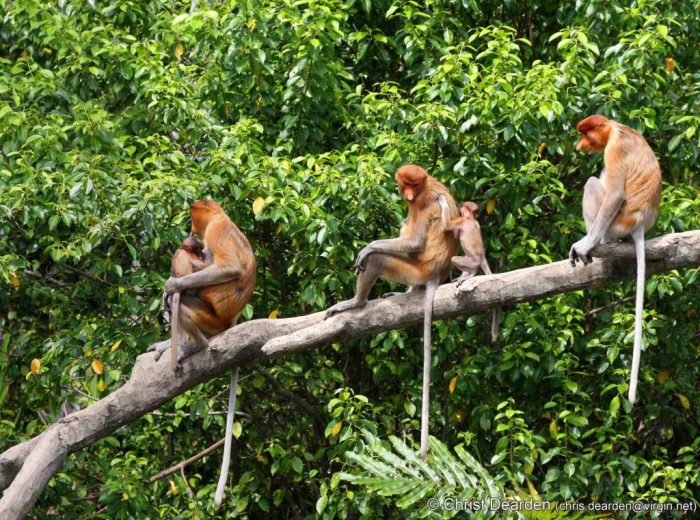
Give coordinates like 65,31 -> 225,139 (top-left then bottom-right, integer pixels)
1,0 -> 698,517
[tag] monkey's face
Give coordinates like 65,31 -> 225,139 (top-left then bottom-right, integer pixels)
576,131 -> 606,152
576,115 -> 609,152
398,180 -> 425,202
395,164 -> 428,202
460,202 -> 479,219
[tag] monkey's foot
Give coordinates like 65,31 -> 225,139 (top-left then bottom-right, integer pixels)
147,341 -> 172,362
325,299 -> 367,319
177,341 -> 205,363
456,273 -> 476,289
569,238 -> 594,266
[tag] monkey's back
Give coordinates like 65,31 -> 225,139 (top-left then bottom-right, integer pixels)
199,217 -> 256,333
606,123 -> 662,233
412,176 -> 459,281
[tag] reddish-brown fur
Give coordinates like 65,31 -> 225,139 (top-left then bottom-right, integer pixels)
394,165 -> 459,285
576,115 -> 662,235
190,200 -> 256,335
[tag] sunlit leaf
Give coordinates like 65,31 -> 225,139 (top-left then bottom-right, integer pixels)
331,422 -> 342,436
486,199 -> 497,215
252,197 -> 265,215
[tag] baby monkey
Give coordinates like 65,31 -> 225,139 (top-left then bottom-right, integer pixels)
167,236 -> 212,370
438,194 -> 500,343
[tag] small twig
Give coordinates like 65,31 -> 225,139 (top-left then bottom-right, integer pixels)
148,437 -> 226,483
25,271 -> 68,287
584,296 -> 635,317
62,264 -> 115,286
71,389 -> 99,402
150,410 -> 250,418
180,466 -> 193,497
252,364 -> 318,419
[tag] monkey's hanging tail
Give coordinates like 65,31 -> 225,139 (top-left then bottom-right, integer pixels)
491,307 -> 501,344
420,280 -> 439,461
628,226 -> 646,405
170,293 -> 181,371
215,367 -> 239,507
481,259 -> 501,344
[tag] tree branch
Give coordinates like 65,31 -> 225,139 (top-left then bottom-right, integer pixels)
1,230 -> 698,517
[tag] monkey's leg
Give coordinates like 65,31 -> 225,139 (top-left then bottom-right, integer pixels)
582,177 -> 606,233
479,259 -> 501,344
628,224 -> 646,405
451,256 -> 479,284
420,278 -> 439,460
176,305 -> 210,363
170,292 -> 182,370
325,258 -> 384,317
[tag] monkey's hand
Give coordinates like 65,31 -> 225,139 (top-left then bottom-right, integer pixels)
164,277 -> 183,295
569,237 -> 595,266
146,341 -> 171,362
353,245 -> 374,272
437,194 -> 448,209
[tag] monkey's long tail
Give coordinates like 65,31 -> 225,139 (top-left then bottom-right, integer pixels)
628,226 -> 646,405
420,280 -> 439,461
481,259 -> 501,344
215,367 -> 239,507
170,292 -> 181,371
491,306 -> 502,344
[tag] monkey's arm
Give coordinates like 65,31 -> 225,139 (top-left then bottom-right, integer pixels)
438,194 -> 458,231
165,262 -> 242,294
570,169 -> 625,265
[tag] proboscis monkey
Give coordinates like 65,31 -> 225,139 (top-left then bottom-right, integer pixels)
168,236 -> 211,371
570,115 -> 662,405
326,164 -> 458,460
437,195 -> 500,344
148,200 -> 256,506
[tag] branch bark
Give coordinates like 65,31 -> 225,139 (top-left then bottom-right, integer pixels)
1,230 -> 698,518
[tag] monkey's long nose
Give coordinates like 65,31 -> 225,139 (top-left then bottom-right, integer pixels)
404,188 -> 415,201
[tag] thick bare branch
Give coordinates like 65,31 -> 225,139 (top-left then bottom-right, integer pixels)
1,230 -> 698,518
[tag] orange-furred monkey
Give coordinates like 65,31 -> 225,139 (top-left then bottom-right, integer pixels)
168,236 -> 211,371
438,195 -> 500,343
570,115 -> 662,405
326,164 -> 459,460
148,200 -> 256,506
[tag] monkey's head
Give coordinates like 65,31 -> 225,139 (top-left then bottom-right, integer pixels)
190,199 -> 224,234
576,115 -> 610,152
182,236 -> 205,256
459,201 -> 479,219
395,164 -> 428,202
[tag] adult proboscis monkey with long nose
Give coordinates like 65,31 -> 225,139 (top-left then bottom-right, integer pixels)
570,115 -> 662,405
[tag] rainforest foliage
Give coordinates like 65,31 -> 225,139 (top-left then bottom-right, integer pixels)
0,0 -> 698,517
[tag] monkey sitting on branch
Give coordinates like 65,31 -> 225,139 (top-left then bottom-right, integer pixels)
438,195 -> 500,344
148,200 -> 256,506
326,164 -> 459,460
569,115 -> 662,405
